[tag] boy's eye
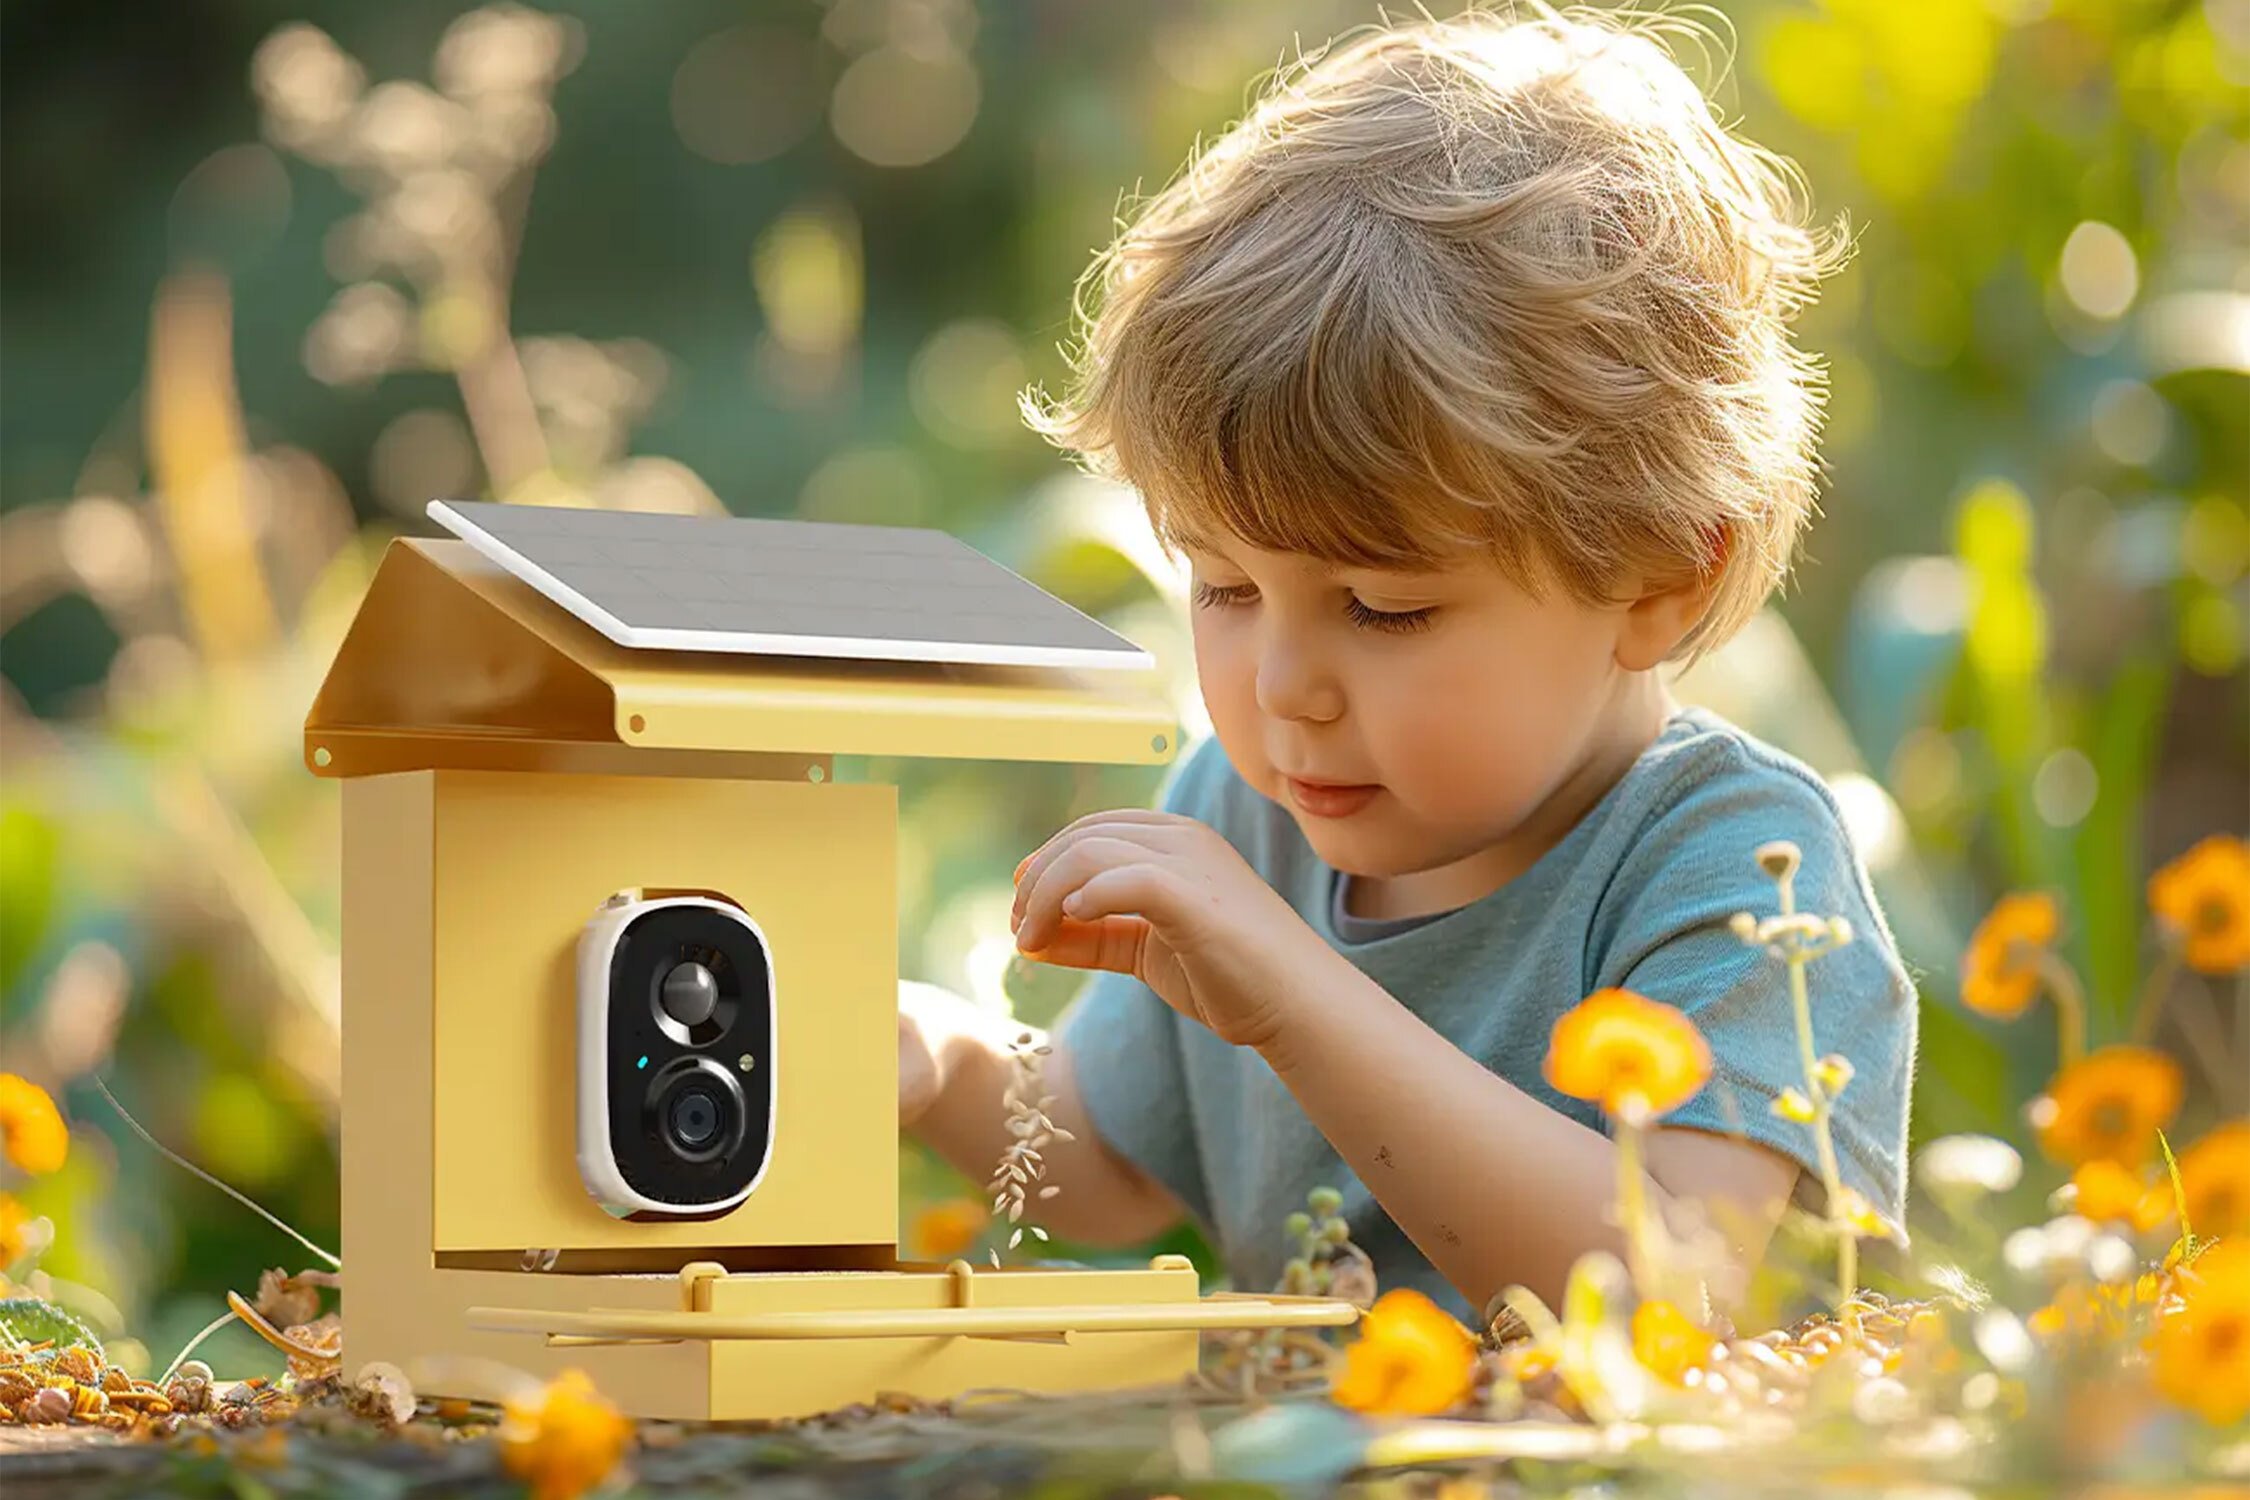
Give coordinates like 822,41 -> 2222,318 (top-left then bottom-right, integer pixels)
1191,581 -> 1258,609
1345,597 -> 1437,634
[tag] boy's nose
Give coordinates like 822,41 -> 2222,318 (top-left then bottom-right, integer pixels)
1255,645 -> 1343,723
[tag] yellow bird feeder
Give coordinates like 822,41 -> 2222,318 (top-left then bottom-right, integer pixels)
305,501 -> 1358,1421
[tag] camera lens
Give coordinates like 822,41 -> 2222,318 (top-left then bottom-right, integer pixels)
669,1087 -> 721,1150
647,1061 -> 744,1166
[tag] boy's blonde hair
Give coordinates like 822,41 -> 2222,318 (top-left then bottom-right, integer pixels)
1026,5 -> 1847,662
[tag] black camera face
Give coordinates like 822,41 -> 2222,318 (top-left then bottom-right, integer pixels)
602,903 -> 773,1215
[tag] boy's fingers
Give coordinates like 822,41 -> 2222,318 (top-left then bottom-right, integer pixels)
1013,836 -> 1162,952
1020,912 -> 1150,976
1012,818 -> 1191,926
1015,810 -> 1187,883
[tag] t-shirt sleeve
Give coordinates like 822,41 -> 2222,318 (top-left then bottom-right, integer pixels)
1586,744 -> 1919,1239
1048,736 -> 1230,1231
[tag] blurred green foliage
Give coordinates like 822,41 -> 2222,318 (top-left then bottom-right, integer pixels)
0,0 -> 2242,1379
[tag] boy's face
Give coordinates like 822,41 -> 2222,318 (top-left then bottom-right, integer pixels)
1184,534 -> 1656,906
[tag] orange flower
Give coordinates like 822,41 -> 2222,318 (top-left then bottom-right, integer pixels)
1631,1299 -> 1718,1386
0,1194 -> 27,1266
0,1075 -> 67,1176
1545,990 -> 1712,1124
1959,892 -> 2059,1019
2177,1121 -> 2250,1242
2148,835 -> 2250,975
2030,1273 -> 2169,1345
1328,1288 -> 1478,1416
2153,1240 -> 2250,1427
909,1198 -> 985,1260
2030,1047 -> 2183,1168
496,1369 -> 633,1500
2069,1159 -> 2174,1235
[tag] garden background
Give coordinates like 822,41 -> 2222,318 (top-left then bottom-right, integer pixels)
1,0 -> 2244,1386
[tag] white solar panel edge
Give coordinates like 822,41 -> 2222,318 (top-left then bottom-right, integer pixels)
425,498 -> 1156,671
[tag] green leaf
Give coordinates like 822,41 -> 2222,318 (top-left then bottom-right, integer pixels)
0,802 -> 59,997
2158,1127 -> 2195,1257
0,1296 -> 103,1354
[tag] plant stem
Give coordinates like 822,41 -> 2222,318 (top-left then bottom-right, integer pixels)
2130,946 -> 2183,1046
2028,949 -> 2088,1071
1779,876 -> 1856,1321
1616,1116 -> 1653,1297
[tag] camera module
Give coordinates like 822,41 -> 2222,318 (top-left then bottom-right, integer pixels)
576,895 -> 775,1220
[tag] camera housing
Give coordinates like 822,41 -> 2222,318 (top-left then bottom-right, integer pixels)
577,892 -> 776,1220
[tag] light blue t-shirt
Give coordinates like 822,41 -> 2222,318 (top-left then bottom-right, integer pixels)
1054,706 -> 1918,1325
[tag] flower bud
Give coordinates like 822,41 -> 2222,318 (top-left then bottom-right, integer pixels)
1813,1054 -> 1855,1097
1283,1212 -> 1312,1240
1307,1186 -> 1343,1218
1729,912 -> 1759,944
1772,1087 -> 1818,1123
1321,1216 -> 1351,1245
1755,841 -> 1802,881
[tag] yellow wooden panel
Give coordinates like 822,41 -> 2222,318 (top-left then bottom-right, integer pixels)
339,773 -> 437,1379
428,769 -> 898,1252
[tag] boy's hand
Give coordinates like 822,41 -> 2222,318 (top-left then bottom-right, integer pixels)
1011,810 -> 1328,1052
898,1002 -> 943,1129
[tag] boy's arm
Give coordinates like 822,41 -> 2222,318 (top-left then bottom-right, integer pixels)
1257,953 -> 1799,1319
900,980 -> 1187,1248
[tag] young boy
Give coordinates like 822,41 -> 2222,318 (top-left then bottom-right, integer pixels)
899,7 -> 1915,1327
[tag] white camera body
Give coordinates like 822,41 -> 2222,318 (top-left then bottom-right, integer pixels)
576,893 -> 777,1221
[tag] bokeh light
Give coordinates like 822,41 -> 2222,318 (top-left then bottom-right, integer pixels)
2031,747 -> 2099,828
2059,221 -> 2141,320
798,446 -> 937,527
909,319 -> 1029,448
753,205 -> 863,356
2088,380 -> 2169,467
369,410 -> 481,514
831,46 -> 981,167
671,25 -> 822,165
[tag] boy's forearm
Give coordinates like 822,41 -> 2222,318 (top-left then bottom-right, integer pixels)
1257,948 -> 1664,1318
903,986 -> 1181,1246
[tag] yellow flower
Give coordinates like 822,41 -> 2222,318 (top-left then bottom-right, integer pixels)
0,1075 -> 67,1176
496,1369 -> 633,1500
1501,1345 -> 1557,1384
1630,1299 -> 1717,1386
0,1194 -> 27,1266
2148,835 -> 2250,975
2177,1120 -> 2250,1242
1832,1186 -> 1897,1241
2031,1047 -> 2183,1168
1328,1288 -> 1478,1416
2153,1240 -> 2250,1427
1545,989 -> 1712,1124
908,1198 -> 985,1261
2069,1159 -> 2174,1235
1959,892 -> 2059,1019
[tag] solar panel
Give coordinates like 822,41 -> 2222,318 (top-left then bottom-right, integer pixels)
426,500 -> 1154,671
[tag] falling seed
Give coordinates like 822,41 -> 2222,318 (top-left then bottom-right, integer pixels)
989,1249 -> 1001,1268
1038,1186 -> 1060,1199
1008,1229 -> 1023,1249
1029,1227 -> 1048,1241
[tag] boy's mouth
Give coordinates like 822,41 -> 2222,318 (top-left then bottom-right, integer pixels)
1285,777 -> 1382,818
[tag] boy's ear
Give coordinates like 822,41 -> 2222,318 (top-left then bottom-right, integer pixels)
1614,529 -> 1729,672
